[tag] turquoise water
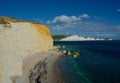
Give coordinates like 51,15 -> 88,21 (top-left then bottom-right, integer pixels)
54,40 -> 120,83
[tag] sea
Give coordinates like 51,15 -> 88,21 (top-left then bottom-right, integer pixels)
54,40 -> 120,83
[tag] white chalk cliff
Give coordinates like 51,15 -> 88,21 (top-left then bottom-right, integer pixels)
0,17 -> 53,83
60,35 -> 111,41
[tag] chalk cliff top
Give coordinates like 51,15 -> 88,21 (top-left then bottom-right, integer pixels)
0,16 -> 45,25
0,16 -> 25,24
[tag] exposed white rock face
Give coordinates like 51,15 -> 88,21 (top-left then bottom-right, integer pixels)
60,35 -> 109,41
0,21 -> 53,83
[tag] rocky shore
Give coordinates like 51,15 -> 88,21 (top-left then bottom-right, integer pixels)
11,50 -> 64,83
29,50 -> 64,83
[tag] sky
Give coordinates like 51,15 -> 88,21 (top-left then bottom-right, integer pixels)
0,0 -> 120,39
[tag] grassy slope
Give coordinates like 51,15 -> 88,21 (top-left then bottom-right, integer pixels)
52,35 -> 71,41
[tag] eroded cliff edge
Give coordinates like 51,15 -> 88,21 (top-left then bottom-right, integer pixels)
0,16 -> 53,83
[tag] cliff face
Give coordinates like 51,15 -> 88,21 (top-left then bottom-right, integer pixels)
0,17 -> 53,83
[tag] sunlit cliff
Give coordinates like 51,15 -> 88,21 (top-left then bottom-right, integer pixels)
0,16 -> 53,83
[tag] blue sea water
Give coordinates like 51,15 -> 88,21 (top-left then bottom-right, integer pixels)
54,40 -> 120,83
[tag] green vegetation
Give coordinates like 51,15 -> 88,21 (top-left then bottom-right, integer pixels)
52,35 -> 71,41
0,16 -> 45,25
0,16 -> 26,23
0,18 -> 9,24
